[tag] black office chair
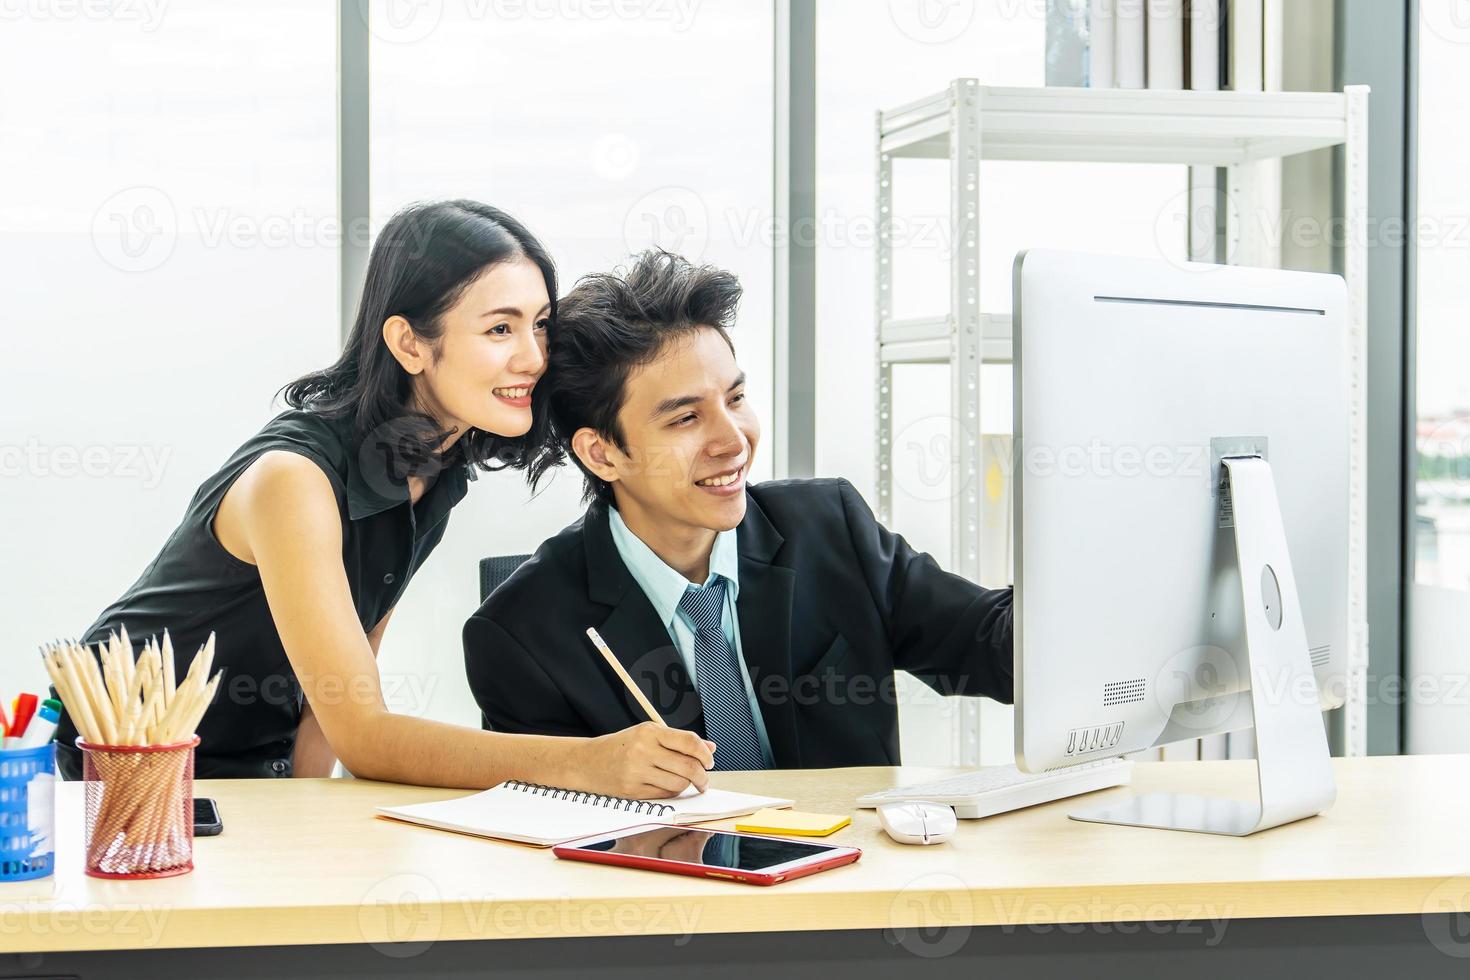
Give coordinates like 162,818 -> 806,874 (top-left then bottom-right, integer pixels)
478,554 -> 532,603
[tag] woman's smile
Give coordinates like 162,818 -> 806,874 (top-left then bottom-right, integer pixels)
491,382 -> 535,408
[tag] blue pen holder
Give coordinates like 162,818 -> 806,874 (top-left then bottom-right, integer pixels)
0,743 -> 56,881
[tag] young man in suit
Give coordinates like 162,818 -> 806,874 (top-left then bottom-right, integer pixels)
463,251 -> 1012,778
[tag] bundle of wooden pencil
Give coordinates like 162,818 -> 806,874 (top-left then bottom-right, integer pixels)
39,628 -> 222,876
40,627 -> 221,747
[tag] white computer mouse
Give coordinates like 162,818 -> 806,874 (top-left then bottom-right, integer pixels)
877,800 -> 957,845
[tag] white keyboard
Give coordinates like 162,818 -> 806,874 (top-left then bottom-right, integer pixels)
857,758 -> 1133,819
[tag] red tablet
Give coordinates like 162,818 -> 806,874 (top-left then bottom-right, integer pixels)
553,823 -> 861,886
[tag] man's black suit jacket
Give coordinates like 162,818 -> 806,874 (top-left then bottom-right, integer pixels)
462,478 -> 1013,768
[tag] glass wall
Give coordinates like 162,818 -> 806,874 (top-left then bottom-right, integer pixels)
0,1 -> 338,698
1413,5 -> 1470,592
1408,2 -> 1470,752
0,0 -> 776,730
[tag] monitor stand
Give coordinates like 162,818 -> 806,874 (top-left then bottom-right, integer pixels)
1068,455 -> 1338,837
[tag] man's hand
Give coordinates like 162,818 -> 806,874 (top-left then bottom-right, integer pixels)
568,722 -> 716,798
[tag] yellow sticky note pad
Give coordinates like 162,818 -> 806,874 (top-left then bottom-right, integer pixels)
736,808 -> 851,837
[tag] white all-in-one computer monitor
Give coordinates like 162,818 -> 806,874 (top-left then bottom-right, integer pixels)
1012,248 -> 1350,837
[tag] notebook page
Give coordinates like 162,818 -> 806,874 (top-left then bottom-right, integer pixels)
377,783 -> 795,845
648,787 -> 794,823
377,785 -> 642,845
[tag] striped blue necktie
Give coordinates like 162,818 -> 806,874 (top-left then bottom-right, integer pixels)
678,578 -> 767,771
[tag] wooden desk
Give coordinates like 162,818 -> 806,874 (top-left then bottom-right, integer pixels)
3,756 -> 1469,979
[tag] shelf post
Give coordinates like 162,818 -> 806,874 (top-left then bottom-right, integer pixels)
875,110 -> 894,527
950,78 -> 984,767
1342,83 -> 1370,757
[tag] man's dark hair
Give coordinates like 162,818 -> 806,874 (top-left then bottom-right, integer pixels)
529,250 -> 742,500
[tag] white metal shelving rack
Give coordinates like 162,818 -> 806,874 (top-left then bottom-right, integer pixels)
875,80 -> 1370,765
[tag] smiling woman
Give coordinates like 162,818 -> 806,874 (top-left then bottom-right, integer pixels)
281,200 -> 557,477
49,201 -> 717,797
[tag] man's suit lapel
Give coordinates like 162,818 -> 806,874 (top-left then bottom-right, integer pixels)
582,499 -> 707,736
735,493 -> 801,768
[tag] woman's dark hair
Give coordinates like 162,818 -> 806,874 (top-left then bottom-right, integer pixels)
281,199 -> 557,476
529,249 -> 742,500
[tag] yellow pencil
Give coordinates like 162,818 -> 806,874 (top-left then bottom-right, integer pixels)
584,627 -> 666,726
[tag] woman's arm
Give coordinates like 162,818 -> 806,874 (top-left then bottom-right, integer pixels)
216,451 -> 714,794
290,608 -> 394,778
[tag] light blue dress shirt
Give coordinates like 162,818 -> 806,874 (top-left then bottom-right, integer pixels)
608,506 -> 774,767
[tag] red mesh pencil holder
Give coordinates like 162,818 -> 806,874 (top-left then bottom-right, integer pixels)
78,736 -> 199,879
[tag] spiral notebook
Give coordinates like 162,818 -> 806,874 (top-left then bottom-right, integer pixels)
375,780 -> 794,848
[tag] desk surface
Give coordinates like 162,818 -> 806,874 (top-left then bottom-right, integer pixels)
5,755 -> 1470,954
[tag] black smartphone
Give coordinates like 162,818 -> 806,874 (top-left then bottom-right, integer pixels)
193,797 -> 223,836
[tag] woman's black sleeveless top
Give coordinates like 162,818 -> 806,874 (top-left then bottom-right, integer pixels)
52,409 -> 473,779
